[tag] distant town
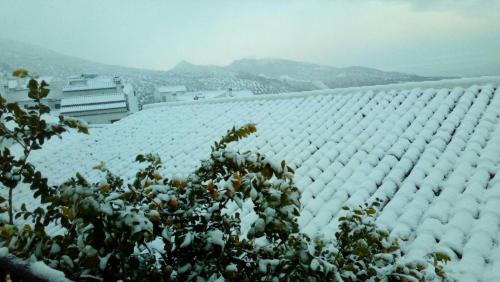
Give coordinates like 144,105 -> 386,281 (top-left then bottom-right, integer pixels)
0,72 -> 254,124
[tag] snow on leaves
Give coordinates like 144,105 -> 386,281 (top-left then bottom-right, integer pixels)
1,124 -> 449,281
0,87 -> 449,282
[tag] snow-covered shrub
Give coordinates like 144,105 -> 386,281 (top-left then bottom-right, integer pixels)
0,76 -> 449,281
0,75 -> 87,225
333,204 -> 449,281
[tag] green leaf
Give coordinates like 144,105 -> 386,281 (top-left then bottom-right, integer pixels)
262,164 -> 273,179
12,69 -> 29,78
78,126 -> 89,134
434,252 -> 450,263
39,104 -> 50,114
40,88 -> 49,99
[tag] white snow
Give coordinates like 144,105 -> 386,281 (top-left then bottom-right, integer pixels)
207,229 -> 225,247
30,261 -> 70,282
2,77 -> 500,280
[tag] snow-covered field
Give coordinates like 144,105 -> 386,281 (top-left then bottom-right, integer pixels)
6,76 -> 500,281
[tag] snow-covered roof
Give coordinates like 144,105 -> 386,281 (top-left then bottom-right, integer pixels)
61,93 -> 125,107
60,93 -> 127,114
170,90 -> 254,102
156,85 -> 187,93
60,102 -> 127,114
63,78 -> 116,92
15,76 -> 500,280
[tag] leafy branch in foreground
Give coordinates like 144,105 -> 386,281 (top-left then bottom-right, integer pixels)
0,70 -> 87,225
1,126 -> 449,281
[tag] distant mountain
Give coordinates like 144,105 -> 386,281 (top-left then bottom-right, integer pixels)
0,38 -> 170,104
0,38 -> 321,102
169,58 -> 446,89
0,38 -> 153,79
0,38 -> 448,106
171,60 -> 225,74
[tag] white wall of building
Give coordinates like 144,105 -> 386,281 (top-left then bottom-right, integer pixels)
63,87 -> 117,96
124,84 -> 140,113
1,77 -> 62,112
154,92 -> 178,103
60,75 -> 138,124
154,86 -> 187,103
66,109 -> 129,124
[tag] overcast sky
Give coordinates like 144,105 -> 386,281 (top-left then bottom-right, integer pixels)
0,0 -> 499,76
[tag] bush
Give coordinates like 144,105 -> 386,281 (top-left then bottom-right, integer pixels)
0,77 -> 449,281
0,75 -> 87,225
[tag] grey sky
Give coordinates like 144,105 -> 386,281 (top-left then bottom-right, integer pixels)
0,0 -> 499,76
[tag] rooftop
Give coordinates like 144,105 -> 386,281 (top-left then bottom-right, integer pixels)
167,90 -> 254,102
62,75 -> 118,92
11,76 -> 500,280
60,102 -> 128,114
156,85 -> 187,93
60,93 -> 127,114
61,93 -> 126,107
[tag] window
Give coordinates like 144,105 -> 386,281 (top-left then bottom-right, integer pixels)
55,103 -> 61,109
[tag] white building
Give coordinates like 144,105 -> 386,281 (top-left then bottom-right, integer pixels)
154,85 -> 187,102
60,74 -> 139,124
0,75 -> 62,111
184,89 -> 253,102
154,87 -> 254,103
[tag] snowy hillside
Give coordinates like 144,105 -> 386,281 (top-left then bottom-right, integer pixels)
167,58 -> 447,91
0,39 -> 320,103
0,38 -> 447,106
13,76 -> 500,281
226,58 -> 445,88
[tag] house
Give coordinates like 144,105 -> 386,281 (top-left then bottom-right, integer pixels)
190,88 -> 253,100
0,75 -> 62,111
7,76 -> 500,281
60,74 -> 139,124
60,93 -> 129,124
155,88 -> 254,103
154,85 -> 187,102
216,88 -> 253,99
62,73 -> 119,95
